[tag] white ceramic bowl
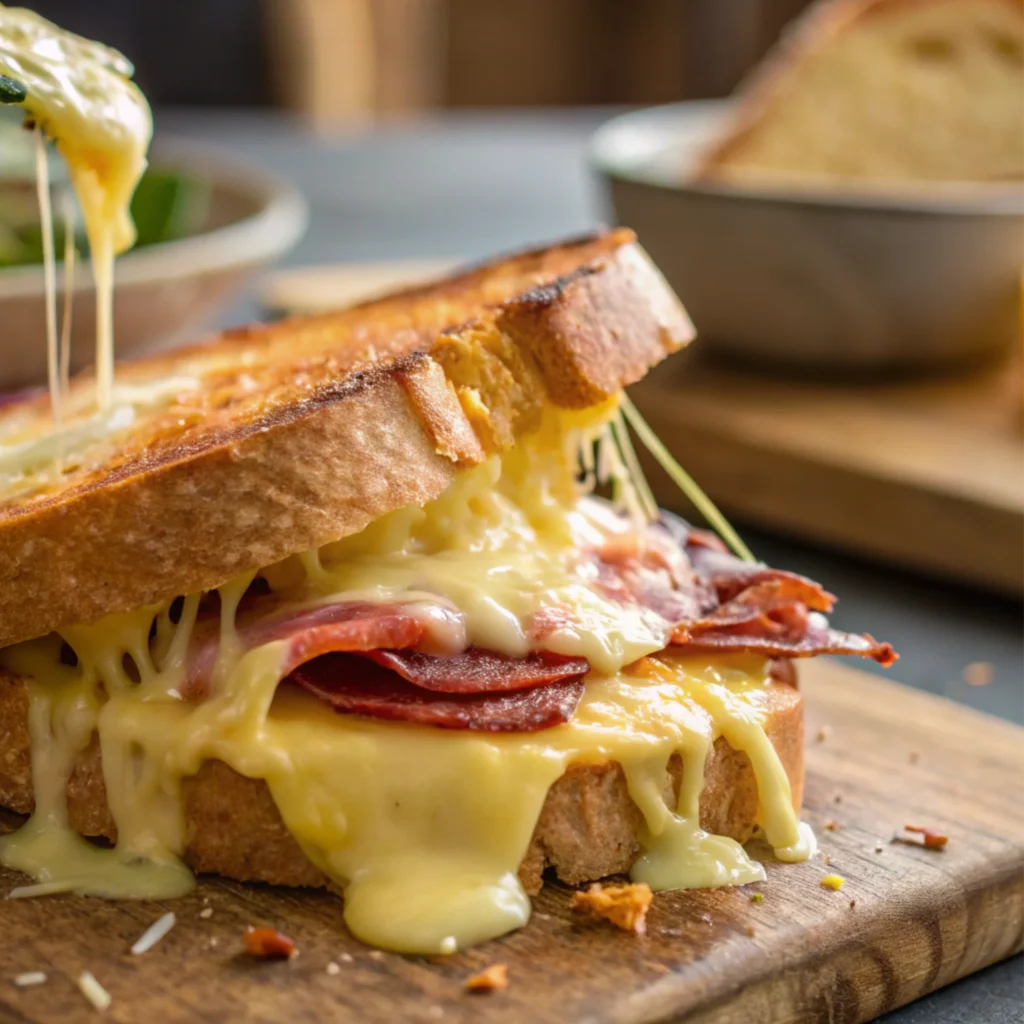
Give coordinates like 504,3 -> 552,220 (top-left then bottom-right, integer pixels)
591,102 -> 1024,373
0,138 -> 308,390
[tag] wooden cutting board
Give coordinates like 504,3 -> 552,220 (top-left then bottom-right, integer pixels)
2,661 -> 1022,1024
631,353 -> 1024,597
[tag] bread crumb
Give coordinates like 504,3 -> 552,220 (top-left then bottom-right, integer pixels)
208,938 -> 219,949
816,726 -> 832,742
199,907 -> 213,920
899,825 -> 949,849
243,926 -> 297,960
465,963 -> 508,993
820,874 -> 844,891
368,950 -> 385,961
699,913 -> 713,926
962,661 -> 993,687
339,952 -> 354,963
823,855 -> 832,866
825,821 -> 839,832
744,925 -> 756,937
571,882 -> 652,935
326,962 -> 341,976
849,899 -> 857,908
874,844 -> 884,854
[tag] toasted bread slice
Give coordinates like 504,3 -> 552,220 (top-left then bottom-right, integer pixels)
0,671 -> 802,894
0,229 -> 693,648
697,0 -> 1024,183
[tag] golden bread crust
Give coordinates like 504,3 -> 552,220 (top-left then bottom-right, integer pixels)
0,230 -> 694,647
0,673 -> 803,894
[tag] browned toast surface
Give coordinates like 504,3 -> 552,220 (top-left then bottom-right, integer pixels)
0,671 -> 802,894
0,229 -> 693,646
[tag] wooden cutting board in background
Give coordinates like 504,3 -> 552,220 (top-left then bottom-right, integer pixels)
2,660 -> 1022,1024
265,261 -> 1024,597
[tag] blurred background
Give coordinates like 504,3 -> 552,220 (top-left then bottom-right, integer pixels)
27,0 -> 815,115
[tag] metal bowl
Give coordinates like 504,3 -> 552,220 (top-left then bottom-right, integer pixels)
591,102 -> 1024,373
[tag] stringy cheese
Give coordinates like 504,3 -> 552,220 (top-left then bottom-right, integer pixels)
0,402 -> 814,954
0,4 -> 153,411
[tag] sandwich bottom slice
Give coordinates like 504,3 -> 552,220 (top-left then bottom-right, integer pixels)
0,396 -> 893,954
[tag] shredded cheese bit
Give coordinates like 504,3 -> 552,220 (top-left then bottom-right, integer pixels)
571,882 -> 653,935
465,963 -> 509,993
820,874 -> 845,891
130,911 -> 176,955
77,971 -> 112,1012
12,972 -> 47,987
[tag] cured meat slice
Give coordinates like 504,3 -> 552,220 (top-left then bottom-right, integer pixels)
290,654 -> 585,732
361,647 -> 590,693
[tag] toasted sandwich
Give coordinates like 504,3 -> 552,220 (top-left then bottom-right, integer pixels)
0,230 -> 894,954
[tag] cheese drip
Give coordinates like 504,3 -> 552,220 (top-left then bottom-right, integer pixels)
0,402 -> 813,952
0,4 -> 153,410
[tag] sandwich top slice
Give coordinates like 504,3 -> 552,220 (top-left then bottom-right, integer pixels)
0,230 -> 894,954
697,0 -> 1024,184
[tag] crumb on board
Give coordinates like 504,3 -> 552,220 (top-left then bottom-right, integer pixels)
571,882 -> 653,935
823,855 -> 832,866
465,963 -> 509,994
849,899 -> 857,909
825,821 -> 839,832
749,892 -> 764,904
340,952 -> 354,963
897,825 -> 949,849
833,794 -> 842,804
962,662 -> 994,687
820,874 -> 845,891
244,926 -> 298,960
368,950 -> 385,961
326,962 -> 341,976
909,751 -> 921,764
199,907 -> 213,920
874,844 -> 884,854
744,925 -> 756,937
816,726 -> 832,743
699,912 -> 713,926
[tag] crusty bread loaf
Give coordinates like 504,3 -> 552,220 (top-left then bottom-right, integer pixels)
0,671 -> 803,894
0,229 -> 693,649
698,0 -> 1024,183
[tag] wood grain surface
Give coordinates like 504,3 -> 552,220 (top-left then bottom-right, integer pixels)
1,660 -> 1021,1024
632,353 -> 1024,596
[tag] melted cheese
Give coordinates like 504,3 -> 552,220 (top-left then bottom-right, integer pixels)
0,4 -> 153,411
0,402 -> 814,953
